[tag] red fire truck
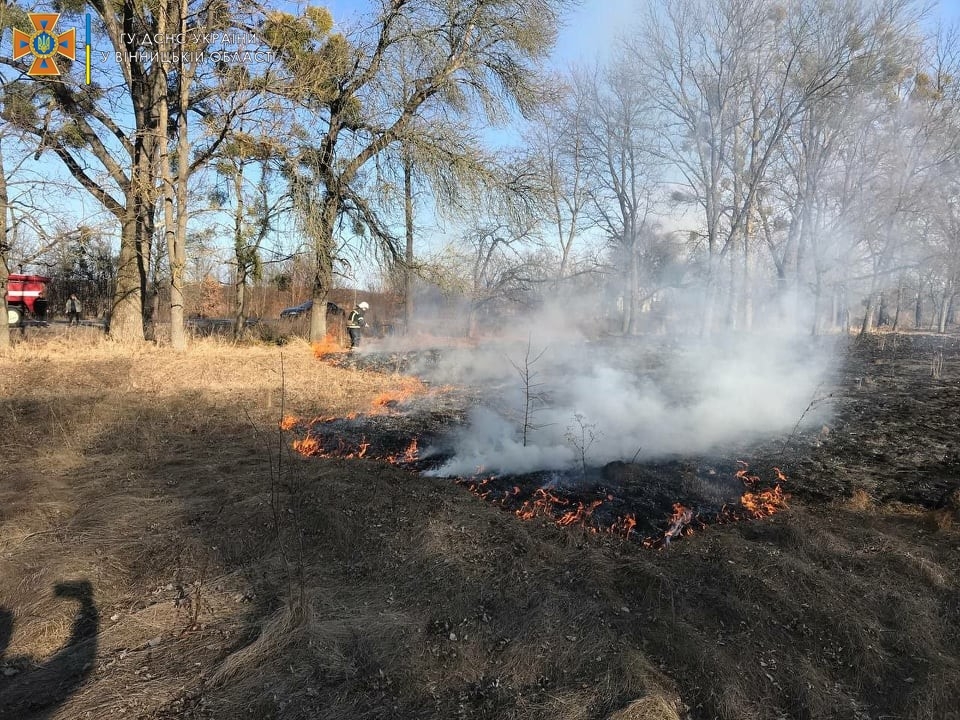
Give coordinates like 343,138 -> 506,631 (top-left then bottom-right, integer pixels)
5,273 -> 52,325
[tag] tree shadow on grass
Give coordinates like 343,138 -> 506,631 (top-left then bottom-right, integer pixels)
0,580 -> 99,720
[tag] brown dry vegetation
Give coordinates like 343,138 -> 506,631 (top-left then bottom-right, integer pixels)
0,330 -> 958,720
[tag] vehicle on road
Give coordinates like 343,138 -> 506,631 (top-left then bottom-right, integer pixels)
279,300 -> 344,318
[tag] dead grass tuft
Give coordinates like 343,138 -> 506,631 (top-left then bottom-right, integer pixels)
206,603 -> 312,688
927,508 -> 956,532
847,487 -> 876,511
606,696 -> 682,720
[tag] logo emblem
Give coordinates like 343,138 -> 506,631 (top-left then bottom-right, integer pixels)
12,13 -> 76,76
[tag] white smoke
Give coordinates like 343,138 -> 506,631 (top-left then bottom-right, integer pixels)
427,406 -> 576,476
418,303 -> 836,477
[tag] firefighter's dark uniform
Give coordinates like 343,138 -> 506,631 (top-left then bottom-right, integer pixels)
347,306 -> 366,348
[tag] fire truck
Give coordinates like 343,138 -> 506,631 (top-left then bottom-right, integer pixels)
5,273 -> 52,325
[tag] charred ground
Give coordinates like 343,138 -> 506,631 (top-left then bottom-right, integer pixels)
0,332 -> 957,720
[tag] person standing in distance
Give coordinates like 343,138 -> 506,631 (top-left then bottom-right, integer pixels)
34,291 -> 49,322
65,293 -> 82,326
347,301 -> 369,349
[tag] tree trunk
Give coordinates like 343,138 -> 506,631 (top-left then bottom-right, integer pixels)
136,141 -> 156,328
403,155 -> 414,334
838,285 -> 850,333
627,243 -> 640,335
877,293 -> 889,327
160,103 -> 177,344
156,0 -> 188,350
308,193 -> 338,342
915,285 -> 923,329
725,241 -> 738,331
110,106 -> 159,341
158,9 -> 177,348
467,305 -> 479,339
170,0 -> 190,350
741,220 -> 753,332
111,208 -> 148,341
701,255 -> 718,337
938,285 -> 952,334
0,140 -> 9,350
557,221 -> 574,281
234,267 -> 247,339
233,164 -> 247,340
892,277 -> 904,332
859,288 -> 876,337
811,271 -> 823,336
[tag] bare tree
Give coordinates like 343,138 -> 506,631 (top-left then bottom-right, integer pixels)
261,0 -> 569,342
522,78 -> 592,283
574,63 -> 660,335
631,0 -> 913,334
2,0 -> 273,341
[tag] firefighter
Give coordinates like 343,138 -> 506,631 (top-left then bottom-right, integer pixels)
347,301 -> 369,349
34,291 -> 48,322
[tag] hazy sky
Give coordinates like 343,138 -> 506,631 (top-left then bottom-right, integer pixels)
324,0 -> 960,66
552,0 -> 960,65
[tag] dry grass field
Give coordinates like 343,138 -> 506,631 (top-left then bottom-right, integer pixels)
0,330 -> 958,720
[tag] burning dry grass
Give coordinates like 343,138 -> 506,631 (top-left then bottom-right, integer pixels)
452,462 -> 790,550
311,332 -> 348,359
0,333 -> 958,720
370,376 -> 426,410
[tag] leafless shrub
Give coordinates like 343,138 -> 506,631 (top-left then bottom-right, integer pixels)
565,412 -> 600,481
509,334 -> 550,447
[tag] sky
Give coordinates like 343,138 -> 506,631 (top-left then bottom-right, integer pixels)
550,0 -> 960,65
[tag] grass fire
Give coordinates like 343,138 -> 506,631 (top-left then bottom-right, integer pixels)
2,0 -> 959,717
2,331 -> 959,720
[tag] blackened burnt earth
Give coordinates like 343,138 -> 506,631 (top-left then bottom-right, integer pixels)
324,333 -> 959,541
279,335 -> 959,720
756,332 -> 960,508
452,459 -> 780,545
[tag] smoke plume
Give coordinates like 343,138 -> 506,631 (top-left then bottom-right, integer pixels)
408,301 -> 836,477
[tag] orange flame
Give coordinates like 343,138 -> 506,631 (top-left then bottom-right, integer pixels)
516,487 -> 568,521
556,499 -> 604,526
291,433 -> 373,460
457,462 -> 791,549
371,378 -> 426,411
643,503 -> 697,548
279,415 -> 300,431
663,503 -> 694,544
735,463 -> 790,518
387,438 -> 419,465
292,434 -> 322,456
610,514 -> 637,538
357,438 -> 370,458
455,479 -> 639,540
740,485 -> 788,518
735,460 -> 760,485
312,333 -> 345,359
